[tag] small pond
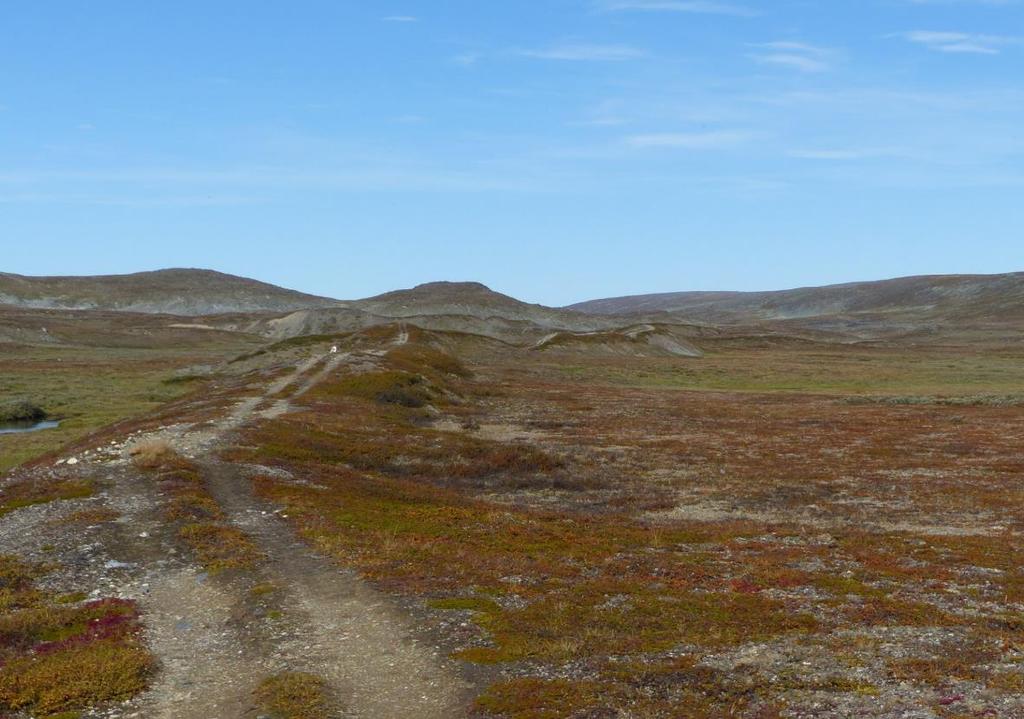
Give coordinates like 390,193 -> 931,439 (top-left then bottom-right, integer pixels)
0,419 -> 61,435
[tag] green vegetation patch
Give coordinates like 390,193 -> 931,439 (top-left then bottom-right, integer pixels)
0,400 -> 47,423
0,344 -> 247,473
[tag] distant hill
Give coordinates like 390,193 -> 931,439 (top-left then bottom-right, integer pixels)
251,281 -> 637,343
353,281 -> 602,327
11,268 -> 1019,348
568,273 -> 1024,340
0,268 -> 339,316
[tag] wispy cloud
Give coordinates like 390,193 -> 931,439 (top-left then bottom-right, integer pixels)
789,147 -> 907,161
570,100 -> 630,127
518,44 -> 646,61
747,42 -> 835,72
451,52 -> 481,66
897,30 -> 1019,54
0,167 -> 551,194
382,15 -> 417,22
626,130 -> 754,149
599,1 -> 758,16
0,192 -> 256,207
905,0 -> 1016,5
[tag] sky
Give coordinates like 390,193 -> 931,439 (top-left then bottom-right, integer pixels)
1,1 -> 1022,305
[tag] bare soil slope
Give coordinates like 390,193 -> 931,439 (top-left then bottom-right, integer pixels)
0,268 -> 339,316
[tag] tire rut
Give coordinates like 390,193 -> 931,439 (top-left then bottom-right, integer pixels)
135,348 -> 471,718
202,460 -> 472,719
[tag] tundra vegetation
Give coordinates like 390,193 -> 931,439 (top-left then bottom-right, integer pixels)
0,343 -> 250,473
222,337 -> 1024,717
0,555 -> 152,715
2,317 -> 1024,716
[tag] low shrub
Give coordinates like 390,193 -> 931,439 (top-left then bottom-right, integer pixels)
0,400 -> 46,423
315,371 -> 433,408
0,559 -> 152,715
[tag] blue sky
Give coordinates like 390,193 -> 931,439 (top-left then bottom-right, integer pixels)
1,1 -> 1021,304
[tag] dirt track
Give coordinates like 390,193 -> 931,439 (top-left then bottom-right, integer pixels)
139,348 -> 470,718
1,345 -> 471,718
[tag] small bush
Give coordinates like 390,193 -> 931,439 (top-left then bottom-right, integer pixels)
376,385 -> 428,408
0,400 -> 46,423
57,508 -> 121,525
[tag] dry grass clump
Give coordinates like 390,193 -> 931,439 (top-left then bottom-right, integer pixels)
0,555 -> 152,715
0,555 -> 46,613
476,678 -> 601,719
128,438 -> 174,469
254,672 -> 333,719
0,638 -> 152,714
988,671 -> 1024,692
887,656 -> 988,688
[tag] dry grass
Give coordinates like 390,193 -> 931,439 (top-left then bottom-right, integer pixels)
128,438 -> 174,469
55,507 -> 121,525
178,523 -> 262,572
254,672 -> 333,719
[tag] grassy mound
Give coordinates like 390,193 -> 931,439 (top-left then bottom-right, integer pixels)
0,400 -> 46,423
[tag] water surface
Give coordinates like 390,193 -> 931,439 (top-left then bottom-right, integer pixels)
0,419 -> 61,435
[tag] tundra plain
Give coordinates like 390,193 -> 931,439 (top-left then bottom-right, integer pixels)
1,271 -> 1023,719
